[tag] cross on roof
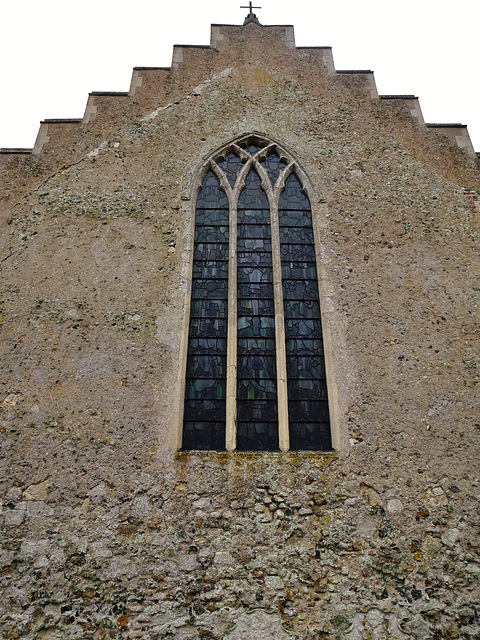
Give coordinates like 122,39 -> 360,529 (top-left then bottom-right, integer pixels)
241,2 -> 261,13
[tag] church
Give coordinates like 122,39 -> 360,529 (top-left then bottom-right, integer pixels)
0,7 -> 479,639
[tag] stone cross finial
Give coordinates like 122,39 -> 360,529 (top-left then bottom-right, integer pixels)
241,2 -> 261,13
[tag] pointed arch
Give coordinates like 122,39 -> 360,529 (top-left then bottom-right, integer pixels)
181,135 -> 333,451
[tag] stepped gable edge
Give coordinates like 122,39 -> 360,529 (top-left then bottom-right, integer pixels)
0,20 -> 477,167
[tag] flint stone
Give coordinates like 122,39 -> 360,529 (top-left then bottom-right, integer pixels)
225,610 -> 293,640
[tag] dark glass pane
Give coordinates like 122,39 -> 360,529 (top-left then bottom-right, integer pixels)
237,378 -> 277,400
238,283 -> 274,299
279,173 -> 311,210
289,422 -> 332,451
238,316 -> 275,337
238,267 -> 273,283
279,227 -> 315,244
286,355 -> 325,379
285,318 -> 322,338
238,252 -> 272,267
191,299 -> 227,318
283,280 -> 319,300
238,355 -> 276,379
186,378 -> 226,400
278,209 -> 312,227
192,279 -> 228,300
188,338 -> 227,354
238,171 -> 269,209
238,338 -> 276,355
237,209 -> 270,224
244,143 -> 265,155
236,422 -> 279,451
194,226 -> 229,243
238,238 -> 272,252
287,379 -> 328,400
189,318 -> 227,337
285,338 -> 323,355
184,399 -> 226,422
196,171 -> 229,209
195,209 -> 229,226
217,152 -> 243,188
260,153 -> 288,186
289,400 -> 329,422
284,300 -> 321,319
237,400 -> 278,422
280,243 -> 316,261
282,261 -> 318,280
238,298 -> 275,316
186,354 -> 226,379
194,243 -> 229,261
193,261 -> 229,279
182,421 -> 226,451
238,224 -> 271,239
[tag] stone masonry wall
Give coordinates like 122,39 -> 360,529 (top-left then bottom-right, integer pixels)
1,21 -> 479,640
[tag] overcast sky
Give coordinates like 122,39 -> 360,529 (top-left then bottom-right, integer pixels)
1,0 -> 478,151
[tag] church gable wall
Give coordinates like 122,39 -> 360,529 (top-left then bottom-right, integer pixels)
0,19 -> 479,640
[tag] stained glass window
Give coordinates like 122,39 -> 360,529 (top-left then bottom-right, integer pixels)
182,138 -> 333,452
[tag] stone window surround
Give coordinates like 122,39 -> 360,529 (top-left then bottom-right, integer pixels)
174,134 -> 341,452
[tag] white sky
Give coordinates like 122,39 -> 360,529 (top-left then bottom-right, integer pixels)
1,0 -> 478,151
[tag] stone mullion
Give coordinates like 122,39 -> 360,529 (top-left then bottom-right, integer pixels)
210,160 -> 237,451
255,161 -> 290,452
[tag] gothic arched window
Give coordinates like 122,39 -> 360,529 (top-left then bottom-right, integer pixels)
182,136 -> 332,452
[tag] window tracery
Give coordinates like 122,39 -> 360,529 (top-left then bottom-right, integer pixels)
182,136 -> 332,452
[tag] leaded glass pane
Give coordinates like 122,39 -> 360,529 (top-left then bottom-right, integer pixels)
244,143 -> 265,155
195,209 -> 229,226
286,355 -> 325,379
285,318 -> 322,337
238,355 -> 276,379
237,209 -> 270,224
279,226 -> 315,244
279,174 -> 311,210
289,422 -> 332,452
280,243 -> 316,262
238,171 -> 269,209
194,243 -> 229,261
282,280 -> 319,300
188,338 -> 227,354
238,252 -> 272,267
184,399 -> 226,422
196,171 -> 229,209
217,152 -> 243,187
282,261 -> 318,279
186,354 -> 226,378
238,224 -> 271,239
284,300 -> 321,319
194,226 -> 229,243
287,379 -> 328,400
190,299 -> 227,318
260,153 -> 288,186
238,267 -> 273,283
238,338 -> 276,356
237,400 -> 277,422
278,209 -> 312,227
238,283 -> 275,299
280,171 -> 332,450
189,318 -> 227,337
237,379 -> 277,399
237,422 -> 279,451
182,422 -> 226,451
193,261 -> 229,279
238,298 -> 275,316
186,378 -> 226,400
238,238 -> 272,252
237,316 -> 275,337
183,170 -> 228,450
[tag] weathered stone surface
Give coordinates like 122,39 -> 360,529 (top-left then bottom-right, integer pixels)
0,15 -> 479,640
